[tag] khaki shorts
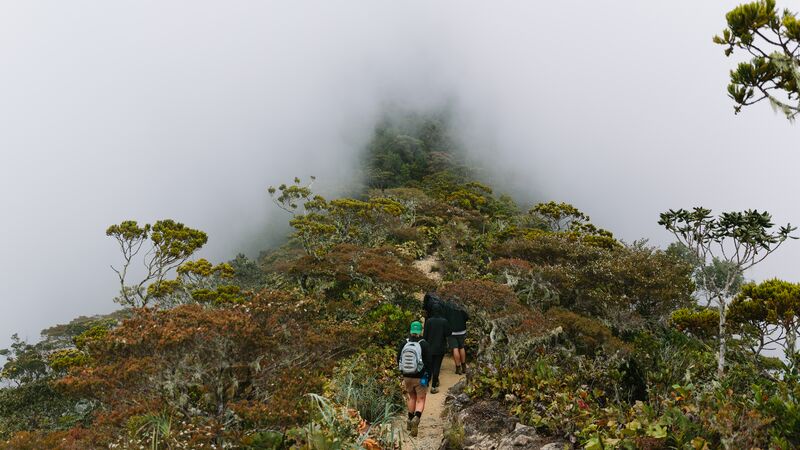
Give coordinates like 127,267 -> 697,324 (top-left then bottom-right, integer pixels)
403,377 -> 428,397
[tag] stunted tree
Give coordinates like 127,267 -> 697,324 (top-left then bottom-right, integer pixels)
0,335 -> 49,387
528,201 -> 618,249
659,207 -> 795,377
667,242 -> 745,308
106,219 -> 208,308
146,258 -> 245,307
531,201 -> 593,232
268,177 -> 405,258
715,0 -> 800,120
729,279 -> 800,371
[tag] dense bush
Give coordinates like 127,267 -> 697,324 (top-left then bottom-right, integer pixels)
3,117 -> 797,449
23,289 -> 374,447
0,381 -> 88,440
366,303 -> 417,347
671,307 -> 719,340
466,347 -> 800,449
547,308 -> 630,356
325,347 -> 404,424
438,279 -> 521,317
282,244 -> 435,299
493,235 -> 694,330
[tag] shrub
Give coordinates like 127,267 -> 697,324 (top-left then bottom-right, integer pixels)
325,347 -> 404,424
286,394 -> 400,450
47,349 -> 90,374
442,420 -> 465,449
631,329 -> 716,402
0,381 -> 87,440
286,244 -> 435,299
493,237 -> 694,330
487,258 -> 532,277
73,324 -> 110,351
438,280 -> 521,317
386,226 -> 426,246
671,308 -> 719,340
366,303 -> 416,347
547,308 -> 630,356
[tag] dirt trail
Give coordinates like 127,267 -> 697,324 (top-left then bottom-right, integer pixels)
399,254 -> 458,450
412,255 -> 442,283
399,356 -> 462,450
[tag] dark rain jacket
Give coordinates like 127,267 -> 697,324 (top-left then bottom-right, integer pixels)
444,301 -> 469,333
423,312 -> 451,356
423,292 -> 442,318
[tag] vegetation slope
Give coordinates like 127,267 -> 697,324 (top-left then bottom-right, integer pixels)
1,109 -> 799,450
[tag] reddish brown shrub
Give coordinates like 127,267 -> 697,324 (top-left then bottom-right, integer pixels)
286,244 -> 435,295
52,289 -> 377,445
547,308 -> 630,356
487,258 -> 533,275
438,280 -> 522,317
492,235 -> 605,266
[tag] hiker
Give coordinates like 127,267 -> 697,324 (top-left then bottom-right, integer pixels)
423,302 -> 451,394
422,292 -> 441,319
397,321 -> 432,437
445,300 -> 470,375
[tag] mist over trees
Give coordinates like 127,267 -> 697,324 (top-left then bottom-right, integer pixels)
1,103 -> 797,448
2,1 -> 800,448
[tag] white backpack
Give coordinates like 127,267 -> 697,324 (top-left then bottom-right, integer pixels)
399,339 -> 424,375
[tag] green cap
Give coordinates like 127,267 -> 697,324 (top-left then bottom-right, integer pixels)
410,321 -> 423,335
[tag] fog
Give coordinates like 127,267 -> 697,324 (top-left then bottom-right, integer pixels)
1,0 -> 799,352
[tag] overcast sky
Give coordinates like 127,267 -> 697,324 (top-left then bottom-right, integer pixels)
1,1 -> 798,351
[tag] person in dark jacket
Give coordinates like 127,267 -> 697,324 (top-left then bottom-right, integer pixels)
422,292 -> 441,319
423,303 -> 451,394
396,321 -> 431,437
444,301 -> 470,375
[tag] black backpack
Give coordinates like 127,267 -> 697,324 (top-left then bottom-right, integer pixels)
423,292 -> 444,317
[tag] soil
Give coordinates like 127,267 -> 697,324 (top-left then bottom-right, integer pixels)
398,254 -> 458,450
412,256 -> 443,283
399,355 -> 462,450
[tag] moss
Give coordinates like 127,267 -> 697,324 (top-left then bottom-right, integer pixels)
443,421 -> 465,449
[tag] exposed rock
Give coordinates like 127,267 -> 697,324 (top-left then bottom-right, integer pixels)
496,423 -> 538,449
538,443 -> 569,450
447,398 -> 567,450
450,379 -> 466,395
457,400 -> 518,437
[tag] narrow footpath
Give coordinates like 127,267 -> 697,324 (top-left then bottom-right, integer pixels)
399,255 -> 457,449
399,355 -> 462,450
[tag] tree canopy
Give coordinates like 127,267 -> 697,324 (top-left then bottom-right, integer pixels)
715,0 -> 800,120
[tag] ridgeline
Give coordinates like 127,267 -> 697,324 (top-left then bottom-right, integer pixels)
2,112 -> 799,449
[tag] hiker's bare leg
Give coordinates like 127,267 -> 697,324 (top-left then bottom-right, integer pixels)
407,391 -> 416,413
452,347 -> 461,366
459,348 -> 466,365
415,394 -> 426,413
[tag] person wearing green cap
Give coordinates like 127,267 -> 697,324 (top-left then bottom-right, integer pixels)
396,320 -> 431,437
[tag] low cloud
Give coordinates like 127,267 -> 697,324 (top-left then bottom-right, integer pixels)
1,0 -> 798,351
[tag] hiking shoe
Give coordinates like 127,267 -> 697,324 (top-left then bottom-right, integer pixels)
456,365 -> 463,375
406,417 -> 413,431
410,416 -> 420,437
431,386 -> 439,394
